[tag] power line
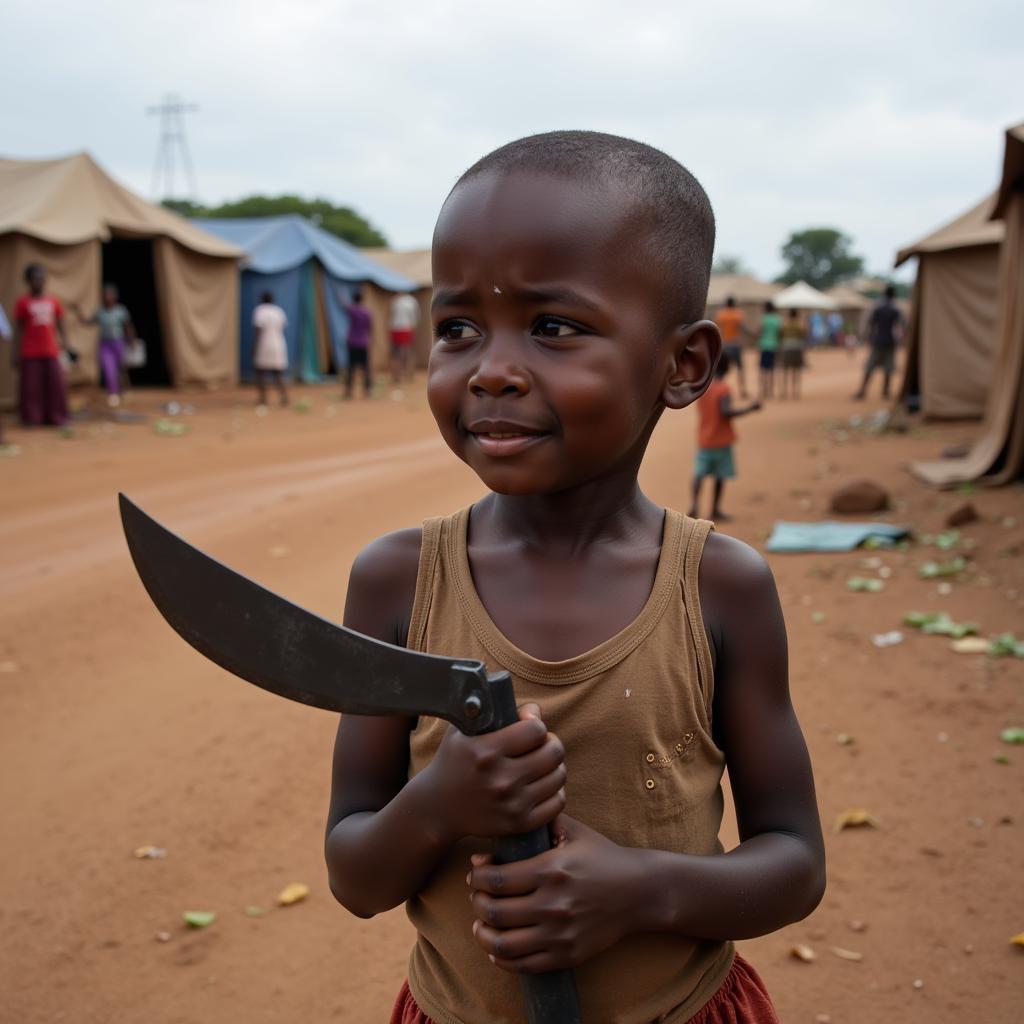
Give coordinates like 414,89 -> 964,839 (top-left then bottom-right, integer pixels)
147,94 -> 199,200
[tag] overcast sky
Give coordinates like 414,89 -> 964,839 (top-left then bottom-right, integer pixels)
3,0 -> 1020,280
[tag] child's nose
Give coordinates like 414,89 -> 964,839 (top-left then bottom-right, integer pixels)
468,337 -> 530,397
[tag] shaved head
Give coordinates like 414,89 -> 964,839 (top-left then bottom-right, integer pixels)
450,130 -> 715,322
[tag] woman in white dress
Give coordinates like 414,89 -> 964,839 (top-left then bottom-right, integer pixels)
252,291 -> 289,407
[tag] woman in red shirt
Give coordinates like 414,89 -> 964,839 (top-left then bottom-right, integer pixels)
12,264 -> 73,427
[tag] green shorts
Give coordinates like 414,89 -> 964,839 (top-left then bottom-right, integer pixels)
695,446 -> 736,480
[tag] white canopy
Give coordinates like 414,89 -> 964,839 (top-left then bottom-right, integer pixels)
773,280 -> 837,310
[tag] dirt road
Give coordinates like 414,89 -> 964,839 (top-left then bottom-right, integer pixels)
1,350 -> 1021,1023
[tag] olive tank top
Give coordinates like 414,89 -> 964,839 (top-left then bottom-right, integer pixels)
405,506 -> 734,1024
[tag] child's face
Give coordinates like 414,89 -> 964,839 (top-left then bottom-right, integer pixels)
28,269 -> 46,294
427,170 -> 690,496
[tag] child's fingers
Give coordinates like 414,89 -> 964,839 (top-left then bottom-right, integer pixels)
467,858 -> 540,896
471,920 -> 556,970
509,735 -> 566,784
517,702 -> 542,722
488,716 -> 549,757
470,890 -> 543,931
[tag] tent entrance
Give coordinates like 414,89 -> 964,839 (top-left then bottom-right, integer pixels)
102,238 -> 170,386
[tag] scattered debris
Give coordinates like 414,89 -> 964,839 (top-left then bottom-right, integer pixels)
789,943 -> 816,963
847,920 -> 867,932
1000,728 -> 1024,745
1002,516 -> 1019,529
811,611 -> 827,624
0,444 -> 22,457
153,418 -> 188,437
829,480 -> 890,515
945,503 -> 979,528
872,630 -> 903,648
133,845 -> 167,859
913,979 -> 924,990
837,733 -> 856,746
834,808 -> 880,833
268,545 -> 291,559
245,906 -> 267,917
293,398 -> 313,413
919,557 -> 966,579
830,946 -> 863,962
847,577 -> 885,593
183,911 -> 216,929
951,637 -> 993,655
934,530 -> 961,551
155,931 -> 172,943
903,612 -> 978,638
1011,933 -> 1024,948
277,882 -> 310,906
814,1015 -> 832,1024
990,633 -> 1024,658
993,754 -> 1011,765
766,521 -> 909,553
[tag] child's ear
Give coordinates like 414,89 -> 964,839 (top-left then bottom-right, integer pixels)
662,320 -> 720,410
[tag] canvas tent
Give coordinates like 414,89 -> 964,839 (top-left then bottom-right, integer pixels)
895,193 -> 1003,419
773,280 -> 836,311
911,122 -> 1024,486
193,216 -> 415,381
0,153 -> 242,406
364,248 -> 433,370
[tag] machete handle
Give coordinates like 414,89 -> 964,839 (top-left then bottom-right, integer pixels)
479,671 -> 582,1024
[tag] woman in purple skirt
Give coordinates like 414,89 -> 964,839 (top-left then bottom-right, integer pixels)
72,283 -> 135,408
12,264 -> 73,427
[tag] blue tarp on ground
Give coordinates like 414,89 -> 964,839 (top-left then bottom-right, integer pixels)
765,521 -> 911,553
193,215 -> 416,381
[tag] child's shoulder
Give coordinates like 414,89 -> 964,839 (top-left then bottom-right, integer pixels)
697,530 -> 778,625
344,527 -> 423,643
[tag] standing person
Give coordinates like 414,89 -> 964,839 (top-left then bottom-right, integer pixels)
757,300 -> 781,400
689,352 -> 761,522
389,291 -> 420,386
71,284 -> 135,408
854,285 -> 903,400
0,303 -> 11,446
326,131 -> 823,1024
827,309 -> 844,347
12,264 -> 73,427
713,295 -> 750,397
343,288 -> 374,399
251,291 -> 289,407
808,311 -> 827,349
779,308 -> 807,400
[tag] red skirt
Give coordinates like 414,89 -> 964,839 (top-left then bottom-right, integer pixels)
389,954 -> 778,1024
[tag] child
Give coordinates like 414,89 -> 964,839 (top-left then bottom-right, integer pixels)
71,283 -> 136,408
757,300 -> 781,400
689,352 -> 760,523
12,264 -> 74,427
713,296 -> 750,398
326,131 -> 824,1024
251,290 -> 290,407
779,308 -> 807,400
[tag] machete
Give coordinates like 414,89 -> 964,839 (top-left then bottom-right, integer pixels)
118,494 -> 581,1024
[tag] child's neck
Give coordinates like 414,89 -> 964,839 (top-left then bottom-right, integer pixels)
478,471 -> 662,556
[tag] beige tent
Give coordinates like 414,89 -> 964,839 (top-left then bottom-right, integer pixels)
895,193 -> 1003,419
911,122 -> 1024,486
0,153 -> 242,406
773,280 -> 837,311
826,284 -> 872,335
363,248 -> 433,370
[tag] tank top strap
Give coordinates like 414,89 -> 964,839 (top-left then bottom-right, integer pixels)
407,515 -> 446,652
678,515 -> 716,712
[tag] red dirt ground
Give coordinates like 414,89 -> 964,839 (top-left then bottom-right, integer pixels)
1,349 -> 1021,1023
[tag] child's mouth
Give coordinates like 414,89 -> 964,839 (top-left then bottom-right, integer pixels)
468,429 -> 547,457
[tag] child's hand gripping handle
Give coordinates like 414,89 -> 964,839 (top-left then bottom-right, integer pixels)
482,670 -> 582,1024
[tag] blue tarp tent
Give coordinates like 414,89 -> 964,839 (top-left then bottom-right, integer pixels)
193,215 -> 416,381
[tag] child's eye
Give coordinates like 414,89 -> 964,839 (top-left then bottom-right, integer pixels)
533,317 -> 581,339
434,320 -> 482,344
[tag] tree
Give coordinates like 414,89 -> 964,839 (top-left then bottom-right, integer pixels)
777,229 -> 864,289
161,194 -> 388,247
711,254 -> 749,275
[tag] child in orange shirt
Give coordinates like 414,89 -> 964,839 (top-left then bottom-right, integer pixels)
688,352 -> 761,522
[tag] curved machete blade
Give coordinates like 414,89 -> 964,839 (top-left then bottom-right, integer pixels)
118,494 -> 497,734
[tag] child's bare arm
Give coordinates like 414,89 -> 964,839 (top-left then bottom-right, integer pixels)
325,530 -> 566,919
468,532 -> 824,973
